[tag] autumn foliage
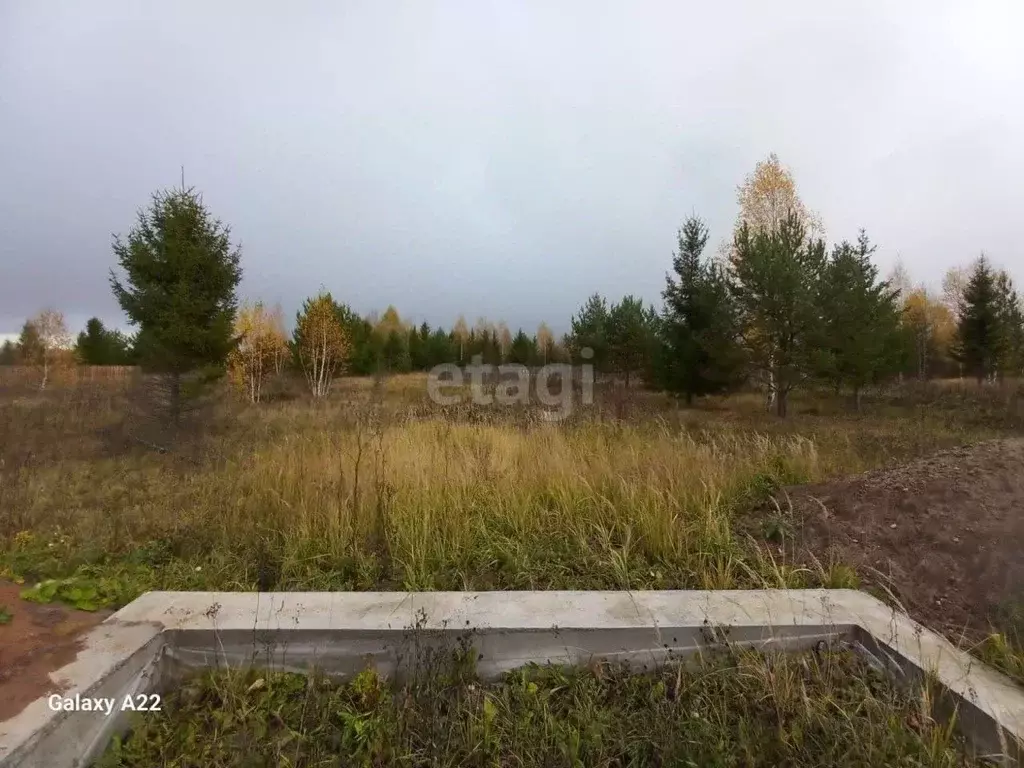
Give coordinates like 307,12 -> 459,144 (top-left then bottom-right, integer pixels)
228,302 -> 288,403
20,309 -> 73,390
293,292 -> 350,399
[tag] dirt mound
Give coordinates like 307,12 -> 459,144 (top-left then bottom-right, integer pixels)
0,581 -> 111,722
784,438 -> 1024,643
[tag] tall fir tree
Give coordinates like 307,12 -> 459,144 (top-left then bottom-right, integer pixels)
509,329 -> 535,366
730,211 -> 827,417
382,329 -> 411,373
16,320 -> 43,366
569,293 -> 610,371
426,327 -> 455,367
110,187 -> 242,421
606,295 -> 657,387
954,255 -> 1000,384
408,323 -> 429,370
994,270 -> 1024,381
75,317 -> 134,365
817,231 -> 903,408
330,304 -> 381,376
659,215 -> 744,404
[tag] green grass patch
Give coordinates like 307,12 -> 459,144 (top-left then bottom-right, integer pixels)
98,647 -> 978,768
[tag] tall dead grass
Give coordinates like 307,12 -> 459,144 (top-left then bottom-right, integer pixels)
1,375 -> 1020,597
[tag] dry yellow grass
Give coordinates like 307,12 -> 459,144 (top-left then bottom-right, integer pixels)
1,374 -> 1020,601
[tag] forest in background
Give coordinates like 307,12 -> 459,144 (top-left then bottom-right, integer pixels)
2,154 -> 1021,417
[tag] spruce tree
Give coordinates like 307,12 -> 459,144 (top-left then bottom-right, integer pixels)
408,324 -> 427,370
75,317 -> 134,365
659,215 -> 744,404
110,187 -> 242,422
606,295 -> 658,388
509,329 -> 535,366
382,329 -> 411,373
994,270 -> 1024,381
817,231 -> 902,408
426,327 -> 455,367
730,211 -> 826,417
954,255 -> 1000,384
331,304 -> 379,376
569,293 -> 610,371
16,320 -> 43,366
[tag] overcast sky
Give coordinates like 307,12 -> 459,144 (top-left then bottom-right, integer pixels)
2,1 -> 1022,337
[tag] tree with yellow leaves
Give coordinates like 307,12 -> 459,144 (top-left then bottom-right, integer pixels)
536,321 -> 554,364
496,320 -> 512,362
901,287 -> 955,380
228,301 -> 289,403
729,154 -> 823,411
268,303 -> 288,375
375,305 -> 406,338
293,292 -> 350,399
453,315 -> 470,364
22,309 -> 72,390
734,153 -> 824,242
942,266 -> 969,321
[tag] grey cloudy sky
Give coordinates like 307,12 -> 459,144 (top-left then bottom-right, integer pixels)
2,1 -> 1022,338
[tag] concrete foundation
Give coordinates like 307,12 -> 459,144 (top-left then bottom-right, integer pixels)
2,589 -> 1022,766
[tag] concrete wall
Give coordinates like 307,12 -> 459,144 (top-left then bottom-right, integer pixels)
2,589 -> 1022,767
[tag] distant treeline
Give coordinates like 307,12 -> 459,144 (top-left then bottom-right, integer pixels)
4,154 -> 1021,415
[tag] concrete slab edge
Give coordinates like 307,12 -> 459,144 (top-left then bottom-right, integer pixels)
1,590 -> 1021,767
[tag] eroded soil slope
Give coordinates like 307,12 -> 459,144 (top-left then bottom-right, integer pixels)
784,438 -> 1024,643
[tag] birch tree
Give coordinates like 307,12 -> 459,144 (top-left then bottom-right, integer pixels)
730,154 -> 822,410
496,321 -> 512,363
453,315 -> 470,364
269,303 -> 288,375
228,301 -> 288,403
293,292 -> 350,399
536,322 -> 554,364
25,309 -> 72,390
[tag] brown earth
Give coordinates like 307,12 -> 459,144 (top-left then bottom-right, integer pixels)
0,581 -> 111,722
782,438 -> 1024,644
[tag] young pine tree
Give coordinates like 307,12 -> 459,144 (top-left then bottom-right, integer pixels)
382,329 -> 411,373
426,327 -> 455,368
569,293 -> 610,371
76,317 -> 134,365
16,319 -> 43,368
659,215 -> 744,404
110,188 -> 242,422
994,270 -> 1024,382
331,304 -> 379,376
817,231 -> 903,408
509,329 -> 535,366
409,322 -> 432,370
606,295 -> 657,388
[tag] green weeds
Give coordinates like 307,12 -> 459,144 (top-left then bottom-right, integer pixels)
97,647 -> 980,768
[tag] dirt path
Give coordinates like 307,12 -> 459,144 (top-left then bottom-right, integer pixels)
783,438 -> 1024,643
0,581 -> 111,722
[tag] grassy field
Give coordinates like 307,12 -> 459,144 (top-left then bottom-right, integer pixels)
1,373 -> 1021,608
4,373 -> 1024,765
